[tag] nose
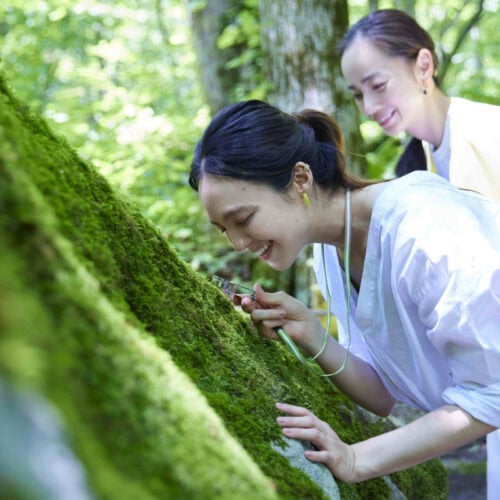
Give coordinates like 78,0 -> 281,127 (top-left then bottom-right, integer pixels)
226,229 -> 251,253
362,94 -> 380,118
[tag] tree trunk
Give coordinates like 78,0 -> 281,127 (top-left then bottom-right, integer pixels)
185,0 -> 242,113
259,0 -> 366,176
259,0 -> 366,300
394,0 -> 416,18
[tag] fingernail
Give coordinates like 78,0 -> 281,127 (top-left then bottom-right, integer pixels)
276,417 -> 284,424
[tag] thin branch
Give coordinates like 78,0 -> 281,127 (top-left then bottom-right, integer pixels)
437,8 -> 461,40
439,0 -> 484,84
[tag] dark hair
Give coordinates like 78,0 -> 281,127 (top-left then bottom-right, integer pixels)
340,9 -> 437,177
189,100 -> 370,194
395,138 -> 427,176
340,9 -> 439,85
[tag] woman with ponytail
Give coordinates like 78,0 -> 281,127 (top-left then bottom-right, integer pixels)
189,100 -> 500,493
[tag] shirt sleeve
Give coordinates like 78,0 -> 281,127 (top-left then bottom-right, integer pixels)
393,199 -> 500,428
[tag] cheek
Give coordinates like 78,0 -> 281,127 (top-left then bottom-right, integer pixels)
390,76 -> 419,102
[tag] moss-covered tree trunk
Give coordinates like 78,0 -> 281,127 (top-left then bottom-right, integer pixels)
0,73 -> 447,499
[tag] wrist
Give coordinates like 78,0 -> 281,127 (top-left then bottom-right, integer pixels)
302,319 -> 329,358
350,442 -> 378,482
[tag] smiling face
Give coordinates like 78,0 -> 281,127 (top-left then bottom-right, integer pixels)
341,36 -> 424,136
198,174 -> 310,271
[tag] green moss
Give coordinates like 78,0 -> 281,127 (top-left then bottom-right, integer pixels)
446,460 -> 486,475
0,71 -> 448,499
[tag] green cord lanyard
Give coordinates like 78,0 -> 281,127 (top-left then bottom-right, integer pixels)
274,189 -> 352,377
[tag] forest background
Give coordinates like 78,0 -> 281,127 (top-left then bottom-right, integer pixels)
1,0 -> 498,304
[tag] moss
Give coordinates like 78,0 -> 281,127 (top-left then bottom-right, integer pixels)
0,71 -> 448,499
446,460 -> 486,475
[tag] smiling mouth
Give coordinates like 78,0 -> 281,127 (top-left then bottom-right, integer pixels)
254,241 -> 272,258
378,110 -> 395,127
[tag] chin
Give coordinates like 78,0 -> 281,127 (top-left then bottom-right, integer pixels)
267,258 -> 294,272
384,120 -> 405,137
272,264 -> 289,272
382,125 -> 400,137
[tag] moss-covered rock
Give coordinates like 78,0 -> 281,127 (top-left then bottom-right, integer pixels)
0,73 -> 448,499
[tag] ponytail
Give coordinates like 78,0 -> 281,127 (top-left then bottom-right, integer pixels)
294,109 -> 372,191
293,109 -> 346,155
396,138 -> 427,177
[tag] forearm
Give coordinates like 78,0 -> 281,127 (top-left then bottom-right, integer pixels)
245,288 -> 393,416
351,404 -> 495,482
315,336 -> 395,416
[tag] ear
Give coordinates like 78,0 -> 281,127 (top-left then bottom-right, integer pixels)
414,48 -> 435,88
292,161 -> 313,194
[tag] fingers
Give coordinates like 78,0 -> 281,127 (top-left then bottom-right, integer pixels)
239,285 -> 311,343
276,404 -> 324,440
253,283 -> 274,305
281,426 -> 324,444
231,288 -> 283,340
276,402 -> 311,416
303,450 -> 331,464
276,403 -> 330,454
237,294 -> 256,310
275,402 -> 356,483
230,283 -> 275,309
253,284 -> 291,308
247,288 -> 287,337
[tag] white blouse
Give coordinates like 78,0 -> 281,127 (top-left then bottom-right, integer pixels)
313,172 -> 500,493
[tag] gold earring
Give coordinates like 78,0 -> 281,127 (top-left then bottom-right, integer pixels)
302,193 -> 311,206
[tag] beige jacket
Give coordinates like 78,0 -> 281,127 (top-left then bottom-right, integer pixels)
423,97 -> 500,201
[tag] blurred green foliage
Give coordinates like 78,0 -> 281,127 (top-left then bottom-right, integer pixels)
217,0 -> 270,101
1,0 -> 498,286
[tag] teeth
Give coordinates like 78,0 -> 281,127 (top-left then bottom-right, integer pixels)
255,242 -> 271,256
380,111 -> 393,124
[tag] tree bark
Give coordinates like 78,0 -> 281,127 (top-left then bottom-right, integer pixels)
259,0 -> 366,299
259,0 -> 366,176
394,0 -> 415,19
185,0 -> 242,113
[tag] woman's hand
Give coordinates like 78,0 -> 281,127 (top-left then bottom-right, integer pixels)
235,284 -> 325,357
276,402 -> 357,483
276,403 -> 495,485
235,287 -> 396,416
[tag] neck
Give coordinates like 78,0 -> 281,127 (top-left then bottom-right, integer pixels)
411,89 -> 450,148
311,183 -> 387,272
